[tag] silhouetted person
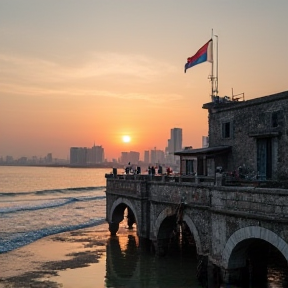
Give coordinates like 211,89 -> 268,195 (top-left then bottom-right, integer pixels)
148,166 -> 151,175
166,167 -> 172,175
137,166 -> 141,174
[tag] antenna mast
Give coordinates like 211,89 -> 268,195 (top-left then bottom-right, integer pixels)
215,34 -> 219,96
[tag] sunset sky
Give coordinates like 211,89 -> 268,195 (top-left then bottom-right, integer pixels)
1,0 -> 287,161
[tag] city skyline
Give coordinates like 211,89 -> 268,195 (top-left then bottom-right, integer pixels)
1,126 -> 185,164
1,1 -> 287,160
0,146 -> 178,165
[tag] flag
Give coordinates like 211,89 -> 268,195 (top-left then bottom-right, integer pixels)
184,39 -> 213,73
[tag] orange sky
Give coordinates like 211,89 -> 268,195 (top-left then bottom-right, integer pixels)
1,1 -> 288,161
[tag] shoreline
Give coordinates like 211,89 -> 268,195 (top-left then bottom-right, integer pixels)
0,223 -> 111,288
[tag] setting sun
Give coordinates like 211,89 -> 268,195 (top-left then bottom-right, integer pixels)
122,135 -> 131,143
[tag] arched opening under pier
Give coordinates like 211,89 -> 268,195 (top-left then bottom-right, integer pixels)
222,226 -> 288,287
108,198 -> 138,236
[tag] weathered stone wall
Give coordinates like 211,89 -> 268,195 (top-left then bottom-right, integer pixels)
210,212 -> 288,269
106,179 -> 148,199
206,91 -> 288,178
184,207 -> 211,254
106,177 -> 288,273
208,185 -> 288,268
211,186 -> 288,219
149,182 -> 211,206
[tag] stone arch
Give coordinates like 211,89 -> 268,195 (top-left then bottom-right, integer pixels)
153,206 -> 175,240
108,197 -> 139,227
153,208 -> 203,254
222,226 -> 288,269
182,213 -> 203,255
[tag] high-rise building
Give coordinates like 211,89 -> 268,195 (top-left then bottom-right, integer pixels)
120,151 -> 140,165
121,152 -> 129,165
166,128 -> 182,164
46,153 -> 52,164
171,128 -> 182,152
70,147 -> 88,165
129,151 -> 140,164
87,144 -> 104,164
150,148 -> 165,165
144,150 -> 149,164
70,143 -> 104,165
6,156 -> 14,163
202,136 -> 209,148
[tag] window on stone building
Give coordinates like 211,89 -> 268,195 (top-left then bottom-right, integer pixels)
222,121 -> 232,138
271,112 -> 279,128
186,160 -> 194,175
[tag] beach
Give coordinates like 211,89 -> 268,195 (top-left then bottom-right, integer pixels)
0,223 -> 111,288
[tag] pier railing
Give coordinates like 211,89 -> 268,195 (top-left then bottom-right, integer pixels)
105,173 -> 216,185
105,172 -> 288,189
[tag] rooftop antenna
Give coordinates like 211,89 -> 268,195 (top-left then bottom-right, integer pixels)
215,34 -> 219,96
232,88 -> 245,101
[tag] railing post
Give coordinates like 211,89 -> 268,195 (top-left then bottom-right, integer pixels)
215,173 -> 223,186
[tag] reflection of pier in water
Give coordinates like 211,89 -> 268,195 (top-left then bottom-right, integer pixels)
105,221 -> 201,288
106,231 -> 140,285
105,222 -> 288,287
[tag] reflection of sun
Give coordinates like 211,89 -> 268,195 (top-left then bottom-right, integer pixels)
122,135 -> 131,143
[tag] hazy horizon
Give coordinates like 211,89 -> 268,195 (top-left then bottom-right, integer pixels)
1,0 -> 287,160
1,133 -> 181,162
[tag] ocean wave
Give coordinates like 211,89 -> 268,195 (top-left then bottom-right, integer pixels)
0,186 -> 106,197
0,218 -> 106,254
0,195 -> 106,214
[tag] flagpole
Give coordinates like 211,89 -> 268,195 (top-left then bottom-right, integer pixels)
211,29 -> 214,101
215,34 -> 219,96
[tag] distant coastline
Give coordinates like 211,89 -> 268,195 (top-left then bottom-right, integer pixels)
0,163 -> 123,169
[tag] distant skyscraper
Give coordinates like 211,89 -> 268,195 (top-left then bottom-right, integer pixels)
166,128 -> 182,164
129,151 -> 140,164
70,148 -> 79,164
171,128 -> 182,152
150,149 -> 165,165
120,151 -> 140,164
144,150 -> 149,164
46,153 -> 52,164
87,144 -> 104,164
202,136 -> 209,148
70,143 -> 104,165
150,148 -> 157,165
70,147 -> 87,165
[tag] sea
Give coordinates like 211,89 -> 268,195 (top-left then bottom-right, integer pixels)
1,166 -> 287,288
0,166 -> 107,254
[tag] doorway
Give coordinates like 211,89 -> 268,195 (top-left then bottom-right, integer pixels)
257,138 -> 272,180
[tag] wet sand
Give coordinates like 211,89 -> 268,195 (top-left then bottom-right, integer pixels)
0,223 -> 111,288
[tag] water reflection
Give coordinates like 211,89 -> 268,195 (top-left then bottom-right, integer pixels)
239,240 -> 288,288
104,228 -> 288,288
105,228 -> 200,288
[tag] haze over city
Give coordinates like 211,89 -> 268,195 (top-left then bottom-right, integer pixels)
1,0 -> 287,161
